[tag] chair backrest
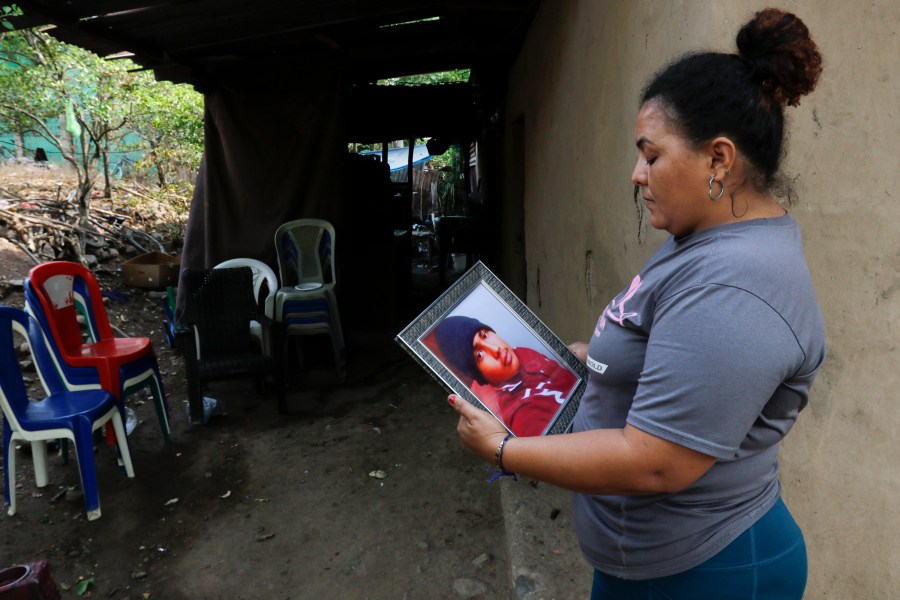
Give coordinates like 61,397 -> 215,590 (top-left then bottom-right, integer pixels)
23,280 -> 102,393
180,267 -> 258,358
26,261 -> 113,354
0,306 -> 65,427
274,219 -> 336,288
214,258 -> 278,318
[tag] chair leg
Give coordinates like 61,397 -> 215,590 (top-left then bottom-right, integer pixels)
149,371 -> 171,442
109,410 -> 135,478
3,422 -> 16,516
324,294 -> 346,379
30,440 -> 49,488
330,329 -> 347,381
123,366 -> 172,442
187,377 -> 205,426
102,421 -> 116,445
71,416 -> 102,520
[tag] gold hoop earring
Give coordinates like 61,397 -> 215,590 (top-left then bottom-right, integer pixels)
708,176 -> 725,201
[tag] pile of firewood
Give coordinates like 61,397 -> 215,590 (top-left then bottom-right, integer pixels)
0,172 -> 186,267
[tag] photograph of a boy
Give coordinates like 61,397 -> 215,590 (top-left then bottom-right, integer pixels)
430,315 -> 577,437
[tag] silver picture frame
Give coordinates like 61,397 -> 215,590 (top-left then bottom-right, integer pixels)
396,261 -> 588,436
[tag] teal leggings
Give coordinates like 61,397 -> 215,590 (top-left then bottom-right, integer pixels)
591,497 -> 807,600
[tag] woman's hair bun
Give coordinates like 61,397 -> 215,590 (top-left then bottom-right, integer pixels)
736,8 -> 823,107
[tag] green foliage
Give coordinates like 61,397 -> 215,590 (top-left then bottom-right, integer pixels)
0,5 -> 21,30
0,27 -> 204,192
0,28 -> 136,180
429,144 -> 466,213
378,69 -> 469,86
120,73 -> 204,187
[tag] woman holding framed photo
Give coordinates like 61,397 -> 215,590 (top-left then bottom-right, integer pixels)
449,8 -> 826,599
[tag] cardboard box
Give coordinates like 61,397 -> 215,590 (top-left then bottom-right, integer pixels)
121,251 -> 181,289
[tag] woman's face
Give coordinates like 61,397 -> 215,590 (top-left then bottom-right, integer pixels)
631,101 -> 715,237
472,328 -> 520,385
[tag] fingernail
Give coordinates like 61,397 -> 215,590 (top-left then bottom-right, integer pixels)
448,395 -> 456,405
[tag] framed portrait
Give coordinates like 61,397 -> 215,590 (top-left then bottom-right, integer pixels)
396,261 -> 588,437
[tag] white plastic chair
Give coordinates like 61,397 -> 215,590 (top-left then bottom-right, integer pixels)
273,219 -> 346,378
214,258 -> 278,356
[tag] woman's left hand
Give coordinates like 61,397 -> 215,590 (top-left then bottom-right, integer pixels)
448,395 -> 509,463
568,341 -> 588,363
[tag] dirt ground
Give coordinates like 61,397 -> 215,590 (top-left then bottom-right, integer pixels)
0,180 -> 523,598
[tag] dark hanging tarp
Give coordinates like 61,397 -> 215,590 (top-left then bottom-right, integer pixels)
178,61 -> 348,310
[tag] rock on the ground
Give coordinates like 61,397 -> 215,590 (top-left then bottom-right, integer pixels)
452,577 -> 488,598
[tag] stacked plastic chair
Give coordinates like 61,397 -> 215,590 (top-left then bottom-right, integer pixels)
1,306 -> 134,521
177,266 -> 282,422
24,261 -> 171,442
214,258 -> 278,356
273,218 -> 346,380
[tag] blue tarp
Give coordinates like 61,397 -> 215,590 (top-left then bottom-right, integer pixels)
359,145 -> 432,172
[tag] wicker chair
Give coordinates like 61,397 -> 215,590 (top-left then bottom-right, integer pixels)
177,267 -> 282,423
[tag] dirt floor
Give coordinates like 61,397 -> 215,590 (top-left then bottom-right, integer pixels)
0,174 -> 523,598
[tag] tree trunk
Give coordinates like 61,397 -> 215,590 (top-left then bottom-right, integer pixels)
58,112 -> 75,157
150,141 -> 167,187
71,175 -> 94,263
12,131 -> 24,158
75,178 -> 93,227
101,140 -> 111,198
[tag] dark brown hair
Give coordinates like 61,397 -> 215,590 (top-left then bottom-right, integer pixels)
640,8 -> 823,191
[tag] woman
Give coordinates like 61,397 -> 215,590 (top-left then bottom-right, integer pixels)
448,8 -> 825,599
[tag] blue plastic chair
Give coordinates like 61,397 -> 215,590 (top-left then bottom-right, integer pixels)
0,306 -> 134,521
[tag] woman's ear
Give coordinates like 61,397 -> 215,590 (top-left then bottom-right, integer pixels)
708,136 -> 736,177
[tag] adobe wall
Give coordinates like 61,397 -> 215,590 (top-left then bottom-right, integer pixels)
503,1 -> 898,596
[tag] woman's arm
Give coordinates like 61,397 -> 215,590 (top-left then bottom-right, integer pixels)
449,395 -> 716,495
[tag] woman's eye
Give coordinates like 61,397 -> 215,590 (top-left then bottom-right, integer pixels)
645,157 -> 657,166
474,351 -> 483,361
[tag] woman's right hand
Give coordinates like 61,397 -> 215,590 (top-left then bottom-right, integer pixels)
448,395 -> 508,463
568,342 -> 588,363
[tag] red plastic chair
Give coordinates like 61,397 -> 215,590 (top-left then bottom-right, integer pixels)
25,261 -> 171,442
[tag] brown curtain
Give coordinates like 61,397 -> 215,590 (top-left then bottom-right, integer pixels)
178,61 -> 347,311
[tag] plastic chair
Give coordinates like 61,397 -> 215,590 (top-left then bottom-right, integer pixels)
24,261 -> 171,442
0,306 -> 134,521
214,258 -> 278,356
273,219 -> 346,379
177,267 -> 282,422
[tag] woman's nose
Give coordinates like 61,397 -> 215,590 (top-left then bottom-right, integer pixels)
631,157 -> 646,186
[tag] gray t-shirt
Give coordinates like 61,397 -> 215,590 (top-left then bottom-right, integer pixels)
571,214 -> 825,580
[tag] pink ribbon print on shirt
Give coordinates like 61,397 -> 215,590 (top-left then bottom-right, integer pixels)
595,274 -> 642,336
